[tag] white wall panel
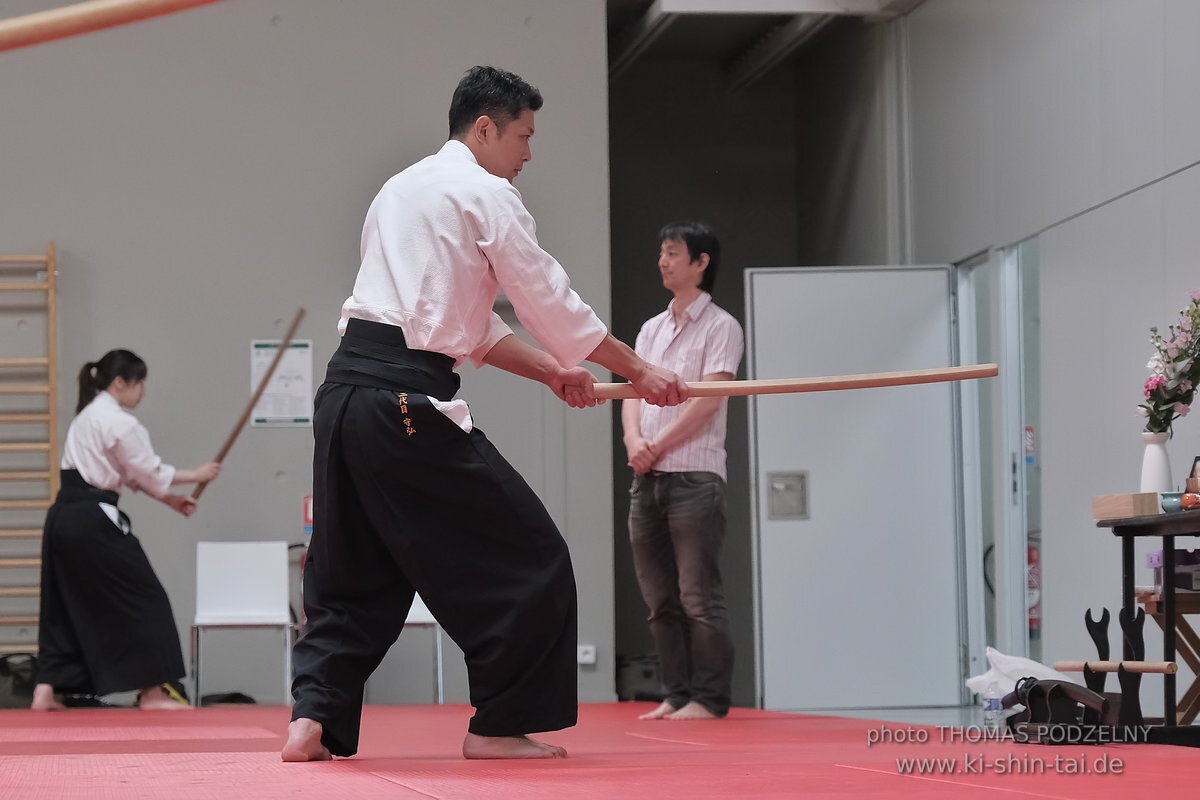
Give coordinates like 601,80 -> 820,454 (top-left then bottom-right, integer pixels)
907,0 -> 1197,260
988,0 -> 1065,246
1039,184 -> 1168,714
1098,0 -> 1166,201
906,0 -> 996,261
1163,0 -> 1200,173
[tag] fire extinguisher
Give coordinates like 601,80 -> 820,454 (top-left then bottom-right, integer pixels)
1027,543 -> 1041,635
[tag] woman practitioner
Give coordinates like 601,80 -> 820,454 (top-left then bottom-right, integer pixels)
30,349 -> 220,711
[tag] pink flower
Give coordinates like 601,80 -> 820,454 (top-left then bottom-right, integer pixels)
1190,289 -> 1200,302
1183,380 -> 1195,393
1176,403 -> 1191,418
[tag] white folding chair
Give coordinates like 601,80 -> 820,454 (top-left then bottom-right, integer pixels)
191,541 -> 294,707
405,593 -> 445,704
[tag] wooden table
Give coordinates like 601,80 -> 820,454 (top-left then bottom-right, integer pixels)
1096,511 -> 1200,728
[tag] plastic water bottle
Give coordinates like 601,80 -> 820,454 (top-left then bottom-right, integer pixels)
981,681 -> 1003,733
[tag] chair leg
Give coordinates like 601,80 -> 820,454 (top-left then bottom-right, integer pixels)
191,626 -> 202,708
434,626 -> 444,704
283,624 -> 293,706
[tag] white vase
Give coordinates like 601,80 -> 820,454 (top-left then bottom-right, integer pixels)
1140,431 -> 1173,494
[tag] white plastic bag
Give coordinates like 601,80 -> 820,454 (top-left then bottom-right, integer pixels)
965,646 -> 1077,696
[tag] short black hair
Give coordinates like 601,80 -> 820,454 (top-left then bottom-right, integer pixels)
659,221 -> 721,293
448,66 -> 544,138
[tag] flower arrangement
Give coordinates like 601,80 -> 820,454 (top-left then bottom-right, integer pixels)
1139,290 -> 1200,434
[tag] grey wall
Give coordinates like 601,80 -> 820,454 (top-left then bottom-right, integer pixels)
905,0 -> 1200,715
790,0 -> 1200,714
0,0 -> 614,704
1037,174 -> 1200,715
907,0 -> 1200,263
609,58 -> 799,707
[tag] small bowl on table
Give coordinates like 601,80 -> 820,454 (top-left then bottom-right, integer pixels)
1162,491 -> 1185,513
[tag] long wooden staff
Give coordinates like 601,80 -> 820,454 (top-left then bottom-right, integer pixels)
0,0 -> 221,54
1054,660 -> 1177,675
593,363 -> 998,401
192,308 -> 305,500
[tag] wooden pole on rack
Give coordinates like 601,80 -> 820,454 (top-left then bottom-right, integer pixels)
46,242 -> 58,499
592,363 -> 998,401
191,308 -> 305,501
0,0 -> 221,54
1053,660 -> 1177,674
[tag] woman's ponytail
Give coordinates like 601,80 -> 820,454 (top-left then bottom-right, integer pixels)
76,362 -> 100,413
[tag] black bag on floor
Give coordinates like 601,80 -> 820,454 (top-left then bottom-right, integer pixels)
1003,676 -> 1117,744
0,653 -> 37,709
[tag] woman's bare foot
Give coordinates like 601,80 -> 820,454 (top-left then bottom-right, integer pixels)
665,701 -> 719,720
462,732 -> 567,759
638,700 -> 678,720
30,683 -> 66,711
137,685 -> 192,711
281,718 -> 332,762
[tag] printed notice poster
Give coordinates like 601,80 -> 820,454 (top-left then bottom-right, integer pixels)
250,340 -> 313,426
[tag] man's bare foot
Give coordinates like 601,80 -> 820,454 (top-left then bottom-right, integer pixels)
665,701 -> 719,720
462,732 -> 567,759
137,685 -> 192,711
638,700 -> 678,720
30,683 -> 66,711
281,718 -> 332,762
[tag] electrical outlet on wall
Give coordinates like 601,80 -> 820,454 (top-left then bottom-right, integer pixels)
576,644 -> 597,665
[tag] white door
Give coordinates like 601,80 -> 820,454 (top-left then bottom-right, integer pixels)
747,266 -> 964,710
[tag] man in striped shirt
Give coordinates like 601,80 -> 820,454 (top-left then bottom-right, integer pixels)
621,222 -> 745,720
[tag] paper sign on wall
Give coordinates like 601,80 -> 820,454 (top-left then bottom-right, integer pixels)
250,339 -> 313,427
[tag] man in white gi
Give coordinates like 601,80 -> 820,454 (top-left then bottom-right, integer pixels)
622,222 -> 743,720
283,66 -> 687,762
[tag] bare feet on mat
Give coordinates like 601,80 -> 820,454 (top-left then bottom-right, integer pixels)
137,685 -> 192,711
462,733 -> 567,759
30,683 -> 66,712
638,700 -> 677,720
281,718 -> 333,762
665,701 -> 719,720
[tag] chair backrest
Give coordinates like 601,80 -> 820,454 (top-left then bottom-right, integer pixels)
406,593 -> 436,625
195,541 -> 290,625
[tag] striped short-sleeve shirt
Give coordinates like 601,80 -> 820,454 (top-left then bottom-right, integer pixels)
635,292 -> 744,479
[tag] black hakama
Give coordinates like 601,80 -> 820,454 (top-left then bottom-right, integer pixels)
290,318 -> 578,757
37,469 -> 186,695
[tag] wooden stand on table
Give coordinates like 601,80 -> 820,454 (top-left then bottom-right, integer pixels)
1137,589 -> 1200,725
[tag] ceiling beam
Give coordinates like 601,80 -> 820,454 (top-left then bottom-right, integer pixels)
609,0 -> 923,82
727,13 -> 834,91
609,0 -> 676,80
877,0 -> 926,17
653,0 -> 904,15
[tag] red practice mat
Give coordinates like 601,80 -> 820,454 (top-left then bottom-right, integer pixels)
0,703 -> 1196,799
